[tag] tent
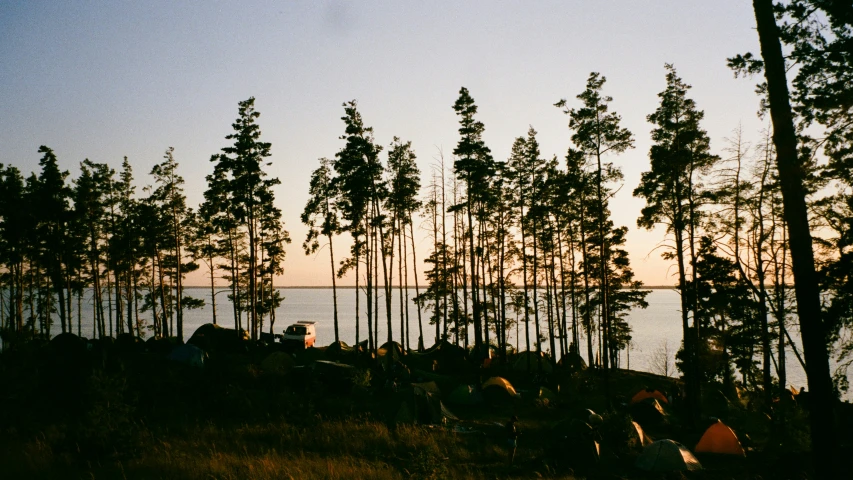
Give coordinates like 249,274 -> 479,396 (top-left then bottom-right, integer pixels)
550,419 -> 601,469
145,336 -> 173,354
538,386 -> 558,403
631,388 -> 669,405
115,333 -> 144,353
49,332 -> 86,357
512,351 -> 554,373
695,420 -> 745,456
261,351 -> 296,374
168,344 -> 207,367
636,439 -> 703,472
406,341 -> 469,374
631,397 -> 670,427
557,352 -> 587,371
483,377 -> 518,403
412,381 -> 441,395
629,421 -> 654,448
483,377 -> 517,394
447,385 -> 484,406
378,341 -> 404,359
325,341 -> 355,360
188,323 -> 248,354
294,346 -> 326,365
394,386 -> 458,425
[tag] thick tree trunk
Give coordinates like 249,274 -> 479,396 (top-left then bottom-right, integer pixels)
752,1 -> 838,476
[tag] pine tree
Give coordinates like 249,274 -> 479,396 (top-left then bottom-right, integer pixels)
453,87 -> 493,354
302,158 -> 342,342
634,64 -> 719,424
212,97 -> 285,340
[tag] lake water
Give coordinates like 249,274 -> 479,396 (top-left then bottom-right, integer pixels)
7,287 -> 850,399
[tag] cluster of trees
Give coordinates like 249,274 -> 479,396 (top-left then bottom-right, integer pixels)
735,0 -> 852,475
301,83 -> 652,373
0,97 -> 289,343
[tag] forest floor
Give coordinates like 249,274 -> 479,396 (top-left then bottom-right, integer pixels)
0,333 -> 847,479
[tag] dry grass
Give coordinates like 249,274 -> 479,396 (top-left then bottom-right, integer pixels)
2,418 -> 527,480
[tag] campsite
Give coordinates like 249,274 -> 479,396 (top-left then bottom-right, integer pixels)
1,323 -> 850,479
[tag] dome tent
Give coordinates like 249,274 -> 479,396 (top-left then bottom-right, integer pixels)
188,323 -> 248,354
631,397 -> 670,427
636,439 -> 702,472
482,376 -> 518,403
261,351 -> 296,374
557,352 -> 587,371
695,420 -> 746,456
447,384 -> 483,405
393,385 -> 458,425
631,388 -> 668,405
168,343 -> 207,368
630,421 -> 654,448
512,351 -> 554,373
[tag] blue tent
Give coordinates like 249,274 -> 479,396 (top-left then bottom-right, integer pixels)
168,344 -> 207,367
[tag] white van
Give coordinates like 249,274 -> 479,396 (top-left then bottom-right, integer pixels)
283,321 -> 317,349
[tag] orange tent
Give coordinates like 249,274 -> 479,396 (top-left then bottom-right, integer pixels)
695,420 -> 745,456
631,389 -> 668,404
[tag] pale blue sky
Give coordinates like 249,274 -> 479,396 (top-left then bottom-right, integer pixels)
0,1 -> 766,285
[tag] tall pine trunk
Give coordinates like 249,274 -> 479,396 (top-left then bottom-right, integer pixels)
751,3 -> 838,474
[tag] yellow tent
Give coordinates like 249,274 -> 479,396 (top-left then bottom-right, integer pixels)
695,420 -> 745,456
482,376 -> 518,396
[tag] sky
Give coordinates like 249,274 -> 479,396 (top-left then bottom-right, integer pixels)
0,1 -> 768,286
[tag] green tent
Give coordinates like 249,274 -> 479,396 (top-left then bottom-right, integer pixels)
557,352 -> 587,371
539,386 -> 558,403
512,351 -> 554,372
394,386 -> 458,425
412,381 -> 441,395
447,385 -> 484,405
261,351 -> 295,374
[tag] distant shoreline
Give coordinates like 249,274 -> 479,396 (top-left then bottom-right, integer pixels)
181,285 -> 681,290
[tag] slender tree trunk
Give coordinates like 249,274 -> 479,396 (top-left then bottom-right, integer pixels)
373,216 -> 380,348
209,247 -> 217,325
173,206 -> 183,343
519,195 -> 531,368
594,142 -> 609,374
366,215 -> 374,352
755,158 -> 772,408
409,222 -> 423,349
580,211 -> 594,366
355,237 -> 361,349
441,162 -> 449,338
479,216 -> 490,350
328,232 -> 339,343
569,227 -> 579,353
402,221 -> 411,350
432,184 -> 440,344
227,225 -> 240,332
466,182 -> 481,351
397,215 -> 405,347
375,199 -> 393,344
